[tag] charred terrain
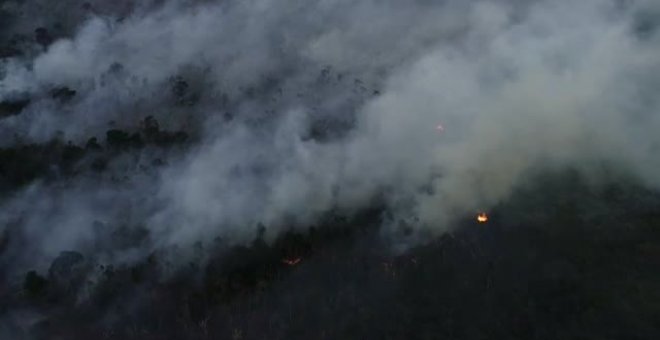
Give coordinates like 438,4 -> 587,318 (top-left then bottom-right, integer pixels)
2,0 -> 660,339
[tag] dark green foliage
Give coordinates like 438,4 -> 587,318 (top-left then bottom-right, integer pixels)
106,129 -> 139,149
0,229 -> 8,255
140,116 -> 160,137
0,140 -> 89,191
105,129 -> 128,146
48,252 -> 85,279
90,158 -> 107,172
110,225 -> 150,251
0,116 -> 190,193
34,27 -> 53,48
170,76 -> 200,106
0,144 -> 52,187
0,44 -> 21,58
106,117 -> 189,150
50,87 -> 77,103
62,143 -> 84,164
0,98 -> 30,118
172,76 -> 189,99
152,130 -> 188,146
0,31 -> 25,58
0,26 -> 38,59
85,137 -> 101,150
140,116 -> 189,146
48,251 -> 88,296
23,271 -> 48,297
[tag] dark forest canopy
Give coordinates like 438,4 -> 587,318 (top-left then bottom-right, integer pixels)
1,0 -> 660,339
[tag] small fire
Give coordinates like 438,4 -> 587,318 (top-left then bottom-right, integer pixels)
282,258 -> 302,266
477,212 -> 489,223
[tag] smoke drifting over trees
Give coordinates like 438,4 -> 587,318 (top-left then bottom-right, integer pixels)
1,0 -> 660,338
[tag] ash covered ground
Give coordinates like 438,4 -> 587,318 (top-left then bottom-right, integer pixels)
1,0 -> 660,339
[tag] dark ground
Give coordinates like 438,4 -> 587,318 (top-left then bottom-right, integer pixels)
2,167 -> 660,339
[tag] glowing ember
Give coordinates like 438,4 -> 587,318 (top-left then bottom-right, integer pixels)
282,258 -> 302,266
477,213 -> 489,223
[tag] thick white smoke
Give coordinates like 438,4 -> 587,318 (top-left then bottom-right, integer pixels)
1,0 -> 660,272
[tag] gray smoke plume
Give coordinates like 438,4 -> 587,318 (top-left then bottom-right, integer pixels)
1,0 -> 660,276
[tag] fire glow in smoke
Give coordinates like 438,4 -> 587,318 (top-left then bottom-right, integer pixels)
477,213 -> 489,224
282,258 -> 302,266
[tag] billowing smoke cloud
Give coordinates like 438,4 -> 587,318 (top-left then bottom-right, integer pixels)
1,0 -> 660,276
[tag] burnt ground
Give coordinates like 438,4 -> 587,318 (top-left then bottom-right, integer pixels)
2,170 -> 660,339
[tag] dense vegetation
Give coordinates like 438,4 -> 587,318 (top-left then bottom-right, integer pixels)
2,1 -> 660,339
2,166 -> 660,339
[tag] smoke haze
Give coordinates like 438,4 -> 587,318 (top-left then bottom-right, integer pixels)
1,0 -> 660,294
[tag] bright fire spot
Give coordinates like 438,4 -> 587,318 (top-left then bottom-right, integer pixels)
477,213 -> 489,223
282,258 -> 302,266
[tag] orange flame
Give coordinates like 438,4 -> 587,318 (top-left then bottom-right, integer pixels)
282,258 -> 302,266
477,213 -> 489,223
